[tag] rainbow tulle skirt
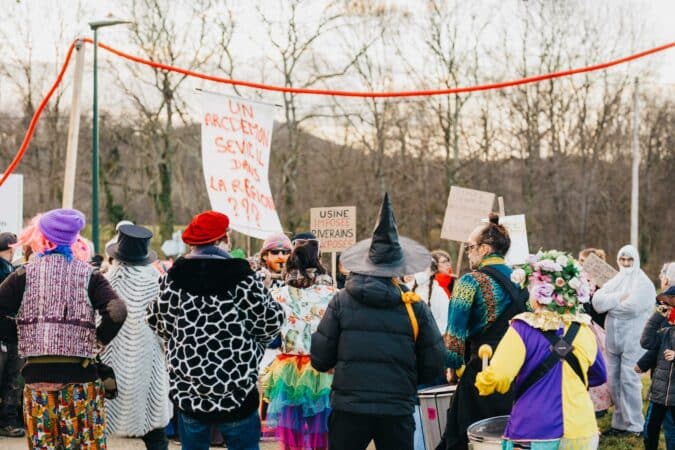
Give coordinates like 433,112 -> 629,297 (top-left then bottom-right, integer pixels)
262,354 -> 332,450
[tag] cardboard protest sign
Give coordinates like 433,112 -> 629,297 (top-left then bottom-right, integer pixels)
0,174 -> 23,235
441,186 -> 496,242
200,92 -> 283,240
582,253 -> 618,287
501,214 -> 529,265
310,206 -> 356,252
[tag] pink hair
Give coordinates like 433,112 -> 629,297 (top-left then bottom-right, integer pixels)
14,214 -> 92,262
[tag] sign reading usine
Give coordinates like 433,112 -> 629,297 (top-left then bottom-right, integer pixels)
310,206 -> 357,253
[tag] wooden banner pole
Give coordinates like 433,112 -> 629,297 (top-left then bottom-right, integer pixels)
456,243 -> 465,277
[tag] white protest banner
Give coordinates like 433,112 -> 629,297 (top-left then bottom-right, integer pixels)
0,174 -> 23,235
440,186 -> 496,242
582,253 -> 618,287
501,214 -> 529,265
201,92 -> 283,240
310,206 -> 356,253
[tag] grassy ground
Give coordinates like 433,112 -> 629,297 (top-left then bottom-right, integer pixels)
597,373 -> 664,449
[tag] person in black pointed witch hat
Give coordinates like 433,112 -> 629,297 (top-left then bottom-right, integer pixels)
310,193 -> 445,450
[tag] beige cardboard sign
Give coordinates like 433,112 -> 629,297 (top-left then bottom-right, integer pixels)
310,206 -> 356,252
582,253 -> 618,287
441,186 -> 496,242
501,214 -> 529,265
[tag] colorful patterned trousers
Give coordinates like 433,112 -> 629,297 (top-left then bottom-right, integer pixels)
23,380 -> 107,449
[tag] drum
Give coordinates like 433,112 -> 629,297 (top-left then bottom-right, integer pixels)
417,384 -> 457,450
467,415 -> 509,450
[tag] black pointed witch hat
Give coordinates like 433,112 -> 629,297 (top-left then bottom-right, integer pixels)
340,193 -> 431,277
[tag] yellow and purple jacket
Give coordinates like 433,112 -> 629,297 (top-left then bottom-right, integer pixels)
475,312 -> 607,441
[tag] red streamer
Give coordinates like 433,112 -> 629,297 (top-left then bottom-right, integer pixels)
87,38 -> 675,98
0,41 -> 76,187
1,38 -> 673,186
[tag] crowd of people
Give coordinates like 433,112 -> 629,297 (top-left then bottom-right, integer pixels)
0,194 -> 671,450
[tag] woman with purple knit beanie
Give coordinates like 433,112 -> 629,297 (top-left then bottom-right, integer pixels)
0,208 -> 127,449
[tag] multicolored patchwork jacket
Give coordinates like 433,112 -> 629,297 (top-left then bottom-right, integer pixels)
444,256 -> 514,369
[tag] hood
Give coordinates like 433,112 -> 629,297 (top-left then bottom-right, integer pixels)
616,244 -> 641,275
344,273 -> 404,309
408,271 -> 434,292
167,256 -> 253,296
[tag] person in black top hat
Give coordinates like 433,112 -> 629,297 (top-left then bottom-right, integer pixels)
0,232 -> 23,437
311,193 -> 445,450
106,224 -> 158,266
103,224 -> 170,449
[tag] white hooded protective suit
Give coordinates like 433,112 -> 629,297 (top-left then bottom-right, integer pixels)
593,245 -> 656,432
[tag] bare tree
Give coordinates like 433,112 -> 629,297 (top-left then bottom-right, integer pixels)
114,0 -> 233,240
257,0 -> 366,232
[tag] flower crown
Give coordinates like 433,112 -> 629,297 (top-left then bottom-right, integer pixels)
510,250 -> 591,315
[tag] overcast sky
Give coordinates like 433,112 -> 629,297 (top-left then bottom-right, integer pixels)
1,0 -> 673,121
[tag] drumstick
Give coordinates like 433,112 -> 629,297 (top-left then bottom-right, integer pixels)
478,344 -> 493,371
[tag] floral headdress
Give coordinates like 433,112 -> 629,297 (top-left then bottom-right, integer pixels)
510,250 -> 591,315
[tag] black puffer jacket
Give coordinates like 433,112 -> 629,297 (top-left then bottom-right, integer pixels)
310,273 -> 445,416
0,257 -> 16,344
641,310 -> 675,405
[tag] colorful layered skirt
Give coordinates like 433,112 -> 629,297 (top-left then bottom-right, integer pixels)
262,354 -> 332,450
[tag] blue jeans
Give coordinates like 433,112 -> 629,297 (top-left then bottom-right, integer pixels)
178,411 -> 261,450
644,402 -> 675,450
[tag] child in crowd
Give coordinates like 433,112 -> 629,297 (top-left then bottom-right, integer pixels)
640,286 -> 675,450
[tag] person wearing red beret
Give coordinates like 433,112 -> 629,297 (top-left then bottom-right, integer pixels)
147,211 -> 285,450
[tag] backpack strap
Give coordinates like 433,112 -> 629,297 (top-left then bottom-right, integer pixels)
404,302 -> 419,342
515,322 -> 585,399
478,266 -> 528,312
396,283 -> 419,342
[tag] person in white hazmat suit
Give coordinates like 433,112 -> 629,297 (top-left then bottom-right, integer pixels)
593,244 -> 657,435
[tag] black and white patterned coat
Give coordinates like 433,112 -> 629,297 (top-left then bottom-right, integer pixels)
147,256 -> 284,416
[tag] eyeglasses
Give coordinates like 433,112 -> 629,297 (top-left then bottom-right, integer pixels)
618,257 -> 634,262
465,242 -> 482,252
269,249 -> 290,256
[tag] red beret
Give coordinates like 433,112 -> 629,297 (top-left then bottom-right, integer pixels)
182,211 -> 230,245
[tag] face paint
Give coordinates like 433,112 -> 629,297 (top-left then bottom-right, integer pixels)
264,249 -> 290,273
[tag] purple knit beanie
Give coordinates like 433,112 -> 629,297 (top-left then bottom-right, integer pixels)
38,208 -> 86,246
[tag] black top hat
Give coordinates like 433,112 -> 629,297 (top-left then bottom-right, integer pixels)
339,193 -> 431,277
106,224 -> 157,266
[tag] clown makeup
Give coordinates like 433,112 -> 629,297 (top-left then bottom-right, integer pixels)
263,249 -> 290,273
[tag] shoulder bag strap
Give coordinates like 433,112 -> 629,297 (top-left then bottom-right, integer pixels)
515,322 -> 585,399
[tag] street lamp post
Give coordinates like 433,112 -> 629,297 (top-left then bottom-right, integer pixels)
89,18 -> 132,254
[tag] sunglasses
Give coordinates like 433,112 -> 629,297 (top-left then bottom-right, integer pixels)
269,249 -> 290,256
